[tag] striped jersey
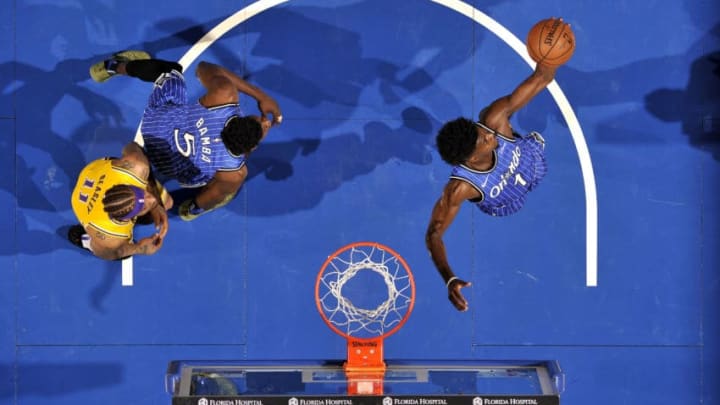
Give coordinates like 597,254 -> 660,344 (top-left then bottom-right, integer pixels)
140,71 -> 247,187
71,158 -> 147,239
450,131 -> 547,216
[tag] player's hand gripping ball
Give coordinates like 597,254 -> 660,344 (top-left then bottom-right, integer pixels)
526,18 -> 575,67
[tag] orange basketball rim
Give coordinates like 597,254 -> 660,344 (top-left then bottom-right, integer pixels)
315,241 -> 416,395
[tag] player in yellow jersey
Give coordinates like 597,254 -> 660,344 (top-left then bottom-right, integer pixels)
69,142 -> 173,260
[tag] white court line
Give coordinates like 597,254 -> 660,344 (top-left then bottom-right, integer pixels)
430,0 -> 598,286
122,256 -> 133,286
128,0 -> 598,287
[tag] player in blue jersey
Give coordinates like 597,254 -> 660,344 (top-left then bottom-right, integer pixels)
426,20 -> 571,311
90,50 -> 283,221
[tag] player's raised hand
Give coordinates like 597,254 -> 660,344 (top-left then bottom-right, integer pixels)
526,17 -> 575,67
257,95 -> 282,126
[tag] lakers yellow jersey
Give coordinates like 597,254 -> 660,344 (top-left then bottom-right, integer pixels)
71,158 -> 147,239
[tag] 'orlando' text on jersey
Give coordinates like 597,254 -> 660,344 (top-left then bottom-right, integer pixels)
450,131 -> 547,216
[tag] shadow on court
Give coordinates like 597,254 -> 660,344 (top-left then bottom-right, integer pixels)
0,363 -> 124,398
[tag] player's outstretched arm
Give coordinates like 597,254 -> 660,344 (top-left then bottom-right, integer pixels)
425,180 -> 477,311
195,61 -> 282,125
481,63 -> 558,133
88,230 -> 163,260
486,17 -> 573,124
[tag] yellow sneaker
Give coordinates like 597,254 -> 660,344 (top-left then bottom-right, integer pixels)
178,193 -> 237,221
178,199 -> 202,221
89,50 -> 151,82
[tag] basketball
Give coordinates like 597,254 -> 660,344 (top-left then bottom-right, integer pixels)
526,18 -> 575,67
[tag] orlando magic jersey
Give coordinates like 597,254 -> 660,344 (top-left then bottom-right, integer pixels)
140,70 -> 247,187
450,131 -> 547,217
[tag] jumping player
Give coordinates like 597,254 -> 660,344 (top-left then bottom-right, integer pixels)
89,51 -> 282,221
69,142 -> 172,260
425,18 -> 572,311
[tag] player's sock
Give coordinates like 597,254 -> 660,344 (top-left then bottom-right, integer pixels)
125,60 -> 184,82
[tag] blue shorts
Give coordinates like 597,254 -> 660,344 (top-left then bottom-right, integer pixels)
147,70 -> 187,109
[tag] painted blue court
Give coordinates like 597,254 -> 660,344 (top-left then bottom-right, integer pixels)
1,0 -> 719,404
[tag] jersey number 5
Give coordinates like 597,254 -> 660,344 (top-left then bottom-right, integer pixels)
174,129 -> 195,157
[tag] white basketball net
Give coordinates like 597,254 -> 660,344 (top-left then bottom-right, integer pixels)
317,245 -> 414,337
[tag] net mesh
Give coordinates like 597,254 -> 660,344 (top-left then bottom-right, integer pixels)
317,244 -> 414,338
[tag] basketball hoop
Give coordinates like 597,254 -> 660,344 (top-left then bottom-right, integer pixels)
315,242 -> 415,395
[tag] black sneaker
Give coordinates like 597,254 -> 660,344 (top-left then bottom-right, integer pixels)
67,225 -> 88,250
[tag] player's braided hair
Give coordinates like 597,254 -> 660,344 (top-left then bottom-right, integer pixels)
220,116 -> 263,156
436,117 -> 477,166
102,185 -> 137,221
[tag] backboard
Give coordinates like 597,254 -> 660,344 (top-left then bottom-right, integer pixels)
166,359 -> 564,405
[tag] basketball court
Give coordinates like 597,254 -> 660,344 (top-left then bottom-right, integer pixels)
1,0 -> 718,404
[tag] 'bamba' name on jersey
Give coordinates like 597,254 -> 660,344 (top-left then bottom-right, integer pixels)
197,117 -> 212,163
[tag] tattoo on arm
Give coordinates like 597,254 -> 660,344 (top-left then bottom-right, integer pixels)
115,242 -> 145,259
